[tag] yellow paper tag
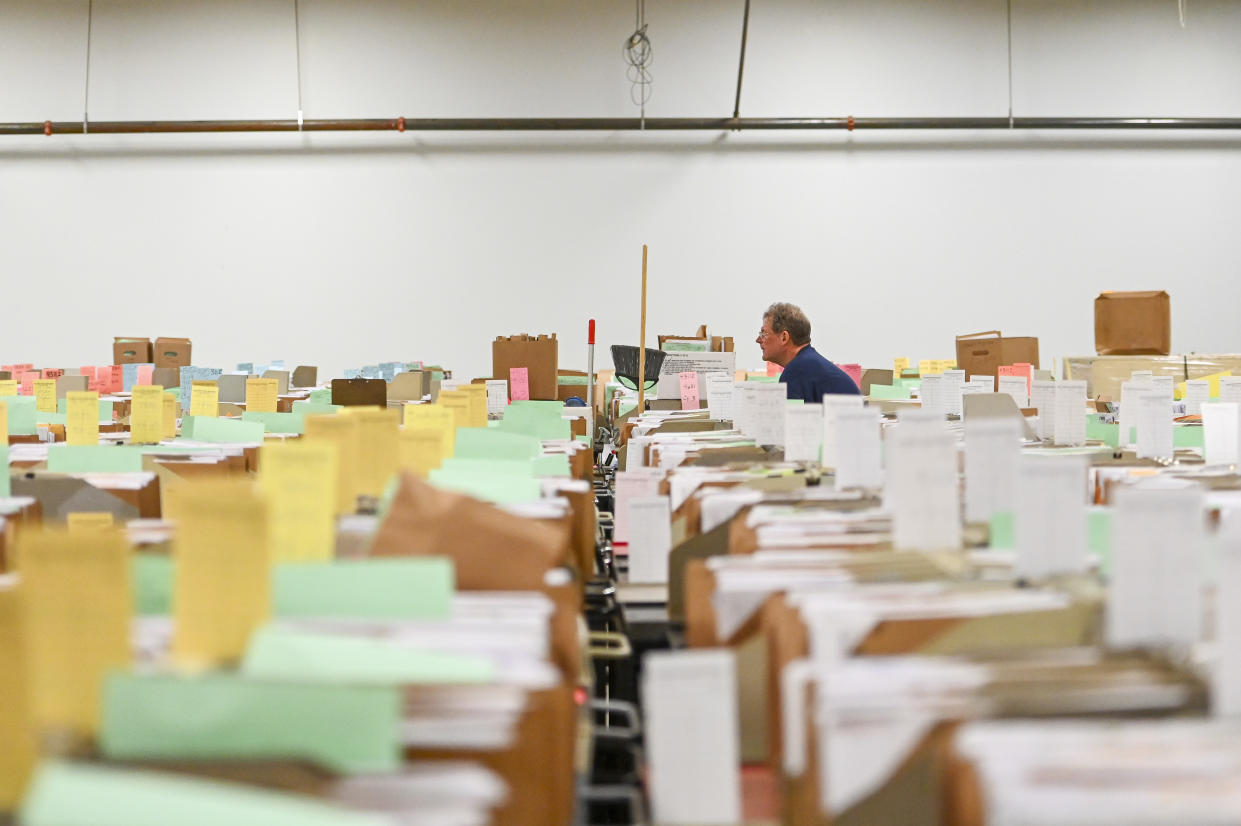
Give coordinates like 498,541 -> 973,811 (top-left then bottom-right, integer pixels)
436,390 -> 471,429
303,414 -> 361,515
162,393 -> 178,439
130,385 -> 165,444
190,380 -> 219,418
170,480 -> 270,665
246,378 -> 279,414
458,384 -> 488,429
399,426 -> 451,477
1175,370 -> 1233,401
66,391 -> 100,447
403,405 -> 456,457
33,380 -> 57,413
67,512 -> 115,531
259,442 -> 338,563
893,358 -> 910,378
17,528 -> 131,736
0,380 -> 17,397
0,401 -> 8,444
918,360 -> 938,377
0,588 -> 36,808
343,407 -> 400,498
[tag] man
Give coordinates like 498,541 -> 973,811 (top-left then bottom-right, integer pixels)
757,302 -> 860,402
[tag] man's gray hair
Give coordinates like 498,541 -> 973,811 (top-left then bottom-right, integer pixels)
764,302 -> 811,346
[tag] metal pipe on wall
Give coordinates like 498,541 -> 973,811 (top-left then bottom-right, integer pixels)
4,116 -> 1241,136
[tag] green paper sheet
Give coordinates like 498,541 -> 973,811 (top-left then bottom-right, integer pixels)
868,384 -> 913,400
499,401 -> 571,441
291,401 -> 342,418
453,428 -> 540,461
133,554 -> 174,616
441,457 -> 535,477
100,673 -> 402,774
183,416 -> 266,444
273,558 -> 453,620
1086,416 -> 1120,447
20,761 -> 387,826
1174,424 -> 1205,449
427,469 -> 542,504
307,388 -> 333,404
557,375 -> 590,385
36,412 -> 67,425
745,375 -> 778,383
989,511 -> 1015,550
242,411 -> 304,435
1088,507 -> 1112,576
532,454 -> 571,477
3,396 -> 38,436
242,626 -> 494,686
47,445 -> 145,473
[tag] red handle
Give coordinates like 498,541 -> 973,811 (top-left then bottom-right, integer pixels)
588,318 -> 596,345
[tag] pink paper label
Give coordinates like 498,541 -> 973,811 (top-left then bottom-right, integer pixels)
79,366 -> 96,384
137,364 -> 154,386
42,368 -> 64,380
19,372 -> 35,395
1001,363 -> 1034,394
509,367 -> 530,401
840,363 -> 862,389
766,361 -> 783,376
679,371 -> 700,410
108,365 -> 123,394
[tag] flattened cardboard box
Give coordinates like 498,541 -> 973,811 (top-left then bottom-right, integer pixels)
1094,290 -> 1171,355
492,334 -> 558,400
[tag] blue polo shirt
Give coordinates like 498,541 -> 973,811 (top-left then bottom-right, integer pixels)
779,345 -> 861,402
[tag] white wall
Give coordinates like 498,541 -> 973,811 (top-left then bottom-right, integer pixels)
1,0 -> 1239,380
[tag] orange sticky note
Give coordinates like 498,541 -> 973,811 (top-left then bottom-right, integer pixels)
66,390 -> 100,446
130,385 -> 164,444
246,378 -> 279,413
170,480 -> 270,665
17,527 -> 131,737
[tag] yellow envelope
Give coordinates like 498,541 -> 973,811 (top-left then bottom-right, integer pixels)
162,393 -> 178,439
130,385 -> 165,444
66,391 -> 100,447
458,384 -> 488,429
170,480 -> 270,665
436,390 -> 471,430
17,527 -> 130,736
259,441 -> 338,563
67,512 -> 115,531
398,426 -> 451,477
0,588 -> 35,808
34,380 -> 56,413
303,413 -> 361,515
246,378 -> 279,414
190,381 -> 219,418
342,407 -> 400,498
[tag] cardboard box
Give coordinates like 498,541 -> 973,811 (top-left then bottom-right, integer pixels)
955,331 -> 1039,387
492,334 -> 558,401
151,367 -> 180,390
1094,290 -> 1171,355
113,337 -> 153,364
556,370 -> 589,402
153,337 -> 192,368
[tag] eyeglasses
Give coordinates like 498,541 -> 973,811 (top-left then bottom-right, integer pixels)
757,329 -> 774,341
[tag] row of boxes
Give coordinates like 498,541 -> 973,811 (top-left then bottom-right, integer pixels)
112,337 -> 191,368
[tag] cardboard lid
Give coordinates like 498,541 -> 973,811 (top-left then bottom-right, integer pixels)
1096,290 -> 1169,301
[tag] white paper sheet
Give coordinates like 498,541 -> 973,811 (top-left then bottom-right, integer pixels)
1215,513 -> 1241,717
627,495 -> 673,584
643,650 -> 742,826
1053,380 -> 1087,446
1203,402 -> 1241,466
918,374 -> 946,420
1014,454 -> 1089,580
784,403 -> 824,463
612,467 -> 665,543
1221,376 -> 1241,405
964,416 -> 1020,524
737,382 -> 788,446
1029,380 -> 1056,441
820,394 -> 864,468
1135,390 -> 1173,460
706,374 -> 735,421
834,407 -> 883,489
1185,380 -> 1211,417
998,375 -> 1029,408
943,370 -> 966,417
884,415 -> 961,551
1107,483 -> 1205,649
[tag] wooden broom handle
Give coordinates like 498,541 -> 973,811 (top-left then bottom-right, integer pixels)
637,244 -> 649,414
